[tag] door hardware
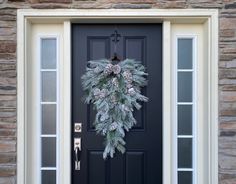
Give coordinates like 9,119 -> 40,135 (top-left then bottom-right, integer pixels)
110,30 -> 121,44
74,123 -> 82,133
74,138 -> 81,170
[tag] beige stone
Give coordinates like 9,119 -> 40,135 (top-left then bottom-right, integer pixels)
0,140 -> 15,153
0,166 -> 15,177
0,42 -> 16,53
220,91 -> 236,102
221,85 -> 236,91
0,153 -> 16,164
220,29 -> 235,37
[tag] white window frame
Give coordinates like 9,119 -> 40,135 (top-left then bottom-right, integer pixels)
17,9 -> 218,184
39,35 -> 60,184
174,35 -> 197,184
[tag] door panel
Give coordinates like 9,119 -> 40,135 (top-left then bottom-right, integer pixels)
72,24 -> 162,184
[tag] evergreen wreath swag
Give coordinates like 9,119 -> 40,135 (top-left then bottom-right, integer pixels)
81,59 -> 148,159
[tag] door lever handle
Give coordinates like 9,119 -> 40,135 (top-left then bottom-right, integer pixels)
74,138 -> 81,170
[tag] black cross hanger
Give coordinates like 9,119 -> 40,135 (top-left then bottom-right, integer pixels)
110,30 -> 121,62
111,30 -> 121,44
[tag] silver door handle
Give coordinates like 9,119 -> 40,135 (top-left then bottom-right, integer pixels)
74,138 -> 81,170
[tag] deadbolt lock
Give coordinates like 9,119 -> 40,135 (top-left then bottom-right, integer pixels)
74,123 -> 82,133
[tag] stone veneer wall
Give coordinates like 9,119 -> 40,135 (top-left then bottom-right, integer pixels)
0,0 -> 235,183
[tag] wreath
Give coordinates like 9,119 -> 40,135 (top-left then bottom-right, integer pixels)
81,59 -> 148,159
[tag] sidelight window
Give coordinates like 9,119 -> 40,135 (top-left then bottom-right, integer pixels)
40,38 -> 59,184
175,37 -> 196,184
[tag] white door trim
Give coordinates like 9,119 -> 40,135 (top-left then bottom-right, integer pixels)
17,9 -> 218,184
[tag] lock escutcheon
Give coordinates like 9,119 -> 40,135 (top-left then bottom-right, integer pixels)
74,123 -> 82,133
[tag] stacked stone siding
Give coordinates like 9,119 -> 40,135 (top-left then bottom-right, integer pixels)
0,0 -> 235,183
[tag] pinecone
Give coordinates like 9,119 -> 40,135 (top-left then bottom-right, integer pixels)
123,70 -> 133,82
104,64 -> 113,75
112,64 -> 121,74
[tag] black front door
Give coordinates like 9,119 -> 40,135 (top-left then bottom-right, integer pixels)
72,24 -> 162,184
